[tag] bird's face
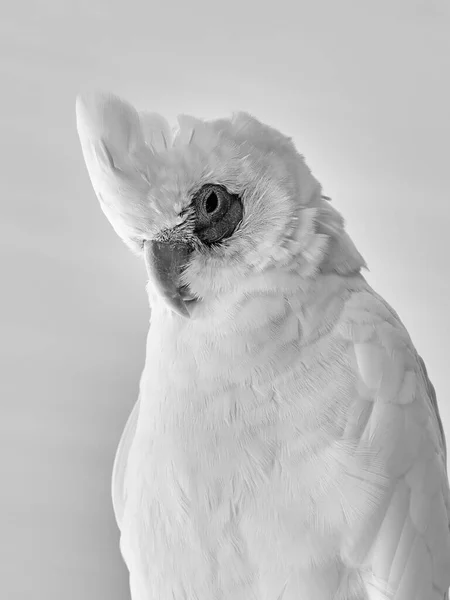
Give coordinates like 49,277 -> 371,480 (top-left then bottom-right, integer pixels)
76,93 -> 325,319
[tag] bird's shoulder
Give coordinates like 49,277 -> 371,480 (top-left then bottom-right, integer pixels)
335,282 -> 447,463
326,280 -> 450,597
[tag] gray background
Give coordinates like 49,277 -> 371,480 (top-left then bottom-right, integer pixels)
1,1 -> 449,599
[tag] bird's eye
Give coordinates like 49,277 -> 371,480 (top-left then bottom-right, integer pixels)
193,184 -> 243,245
204,190 -> 219,214
197,186 -> 227,220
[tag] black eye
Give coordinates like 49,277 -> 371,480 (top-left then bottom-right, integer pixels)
192,184 -> 243,245
197,186 -> 226,220
204,190 -> 219,214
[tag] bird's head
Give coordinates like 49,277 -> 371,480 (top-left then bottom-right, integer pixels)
76,92 -> 365,320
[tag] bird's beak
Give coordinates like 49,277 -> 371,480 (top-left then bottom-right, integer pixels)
143,239 -> 194,318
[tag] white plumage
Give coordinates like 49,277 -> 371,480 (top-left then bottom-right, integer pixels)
76,92 -> 450,600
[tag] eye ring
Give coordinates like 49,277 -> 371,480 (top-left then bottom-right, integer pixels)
195,184 -> 230,224
204,190 -> 219,214
192,184 -> 243,245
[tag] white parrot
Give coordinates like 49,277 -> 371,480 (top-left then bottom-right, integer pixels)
76,92 -> 450,600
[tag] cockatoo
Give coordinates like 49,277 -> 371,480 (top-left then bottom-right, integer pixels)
76,92 -> 450,600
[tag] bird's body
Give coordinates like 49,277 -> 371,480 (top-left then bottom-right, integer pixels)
76,92 -> 450,599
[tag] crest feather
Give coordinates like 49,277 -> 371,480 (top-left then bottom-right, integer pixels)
140,112 -> 173,153
76,92 -> 163,252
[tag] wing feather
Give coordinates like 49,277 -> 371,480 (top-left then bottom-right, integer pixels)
111,398 -> 140,529
339,290 -> 450,599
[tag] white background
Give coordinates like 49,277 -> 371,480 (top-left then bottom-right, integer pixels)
1,1 -> 449,598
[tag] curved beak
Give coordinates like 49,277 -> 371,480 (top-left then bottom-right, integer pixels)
144,239 -> 194,318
